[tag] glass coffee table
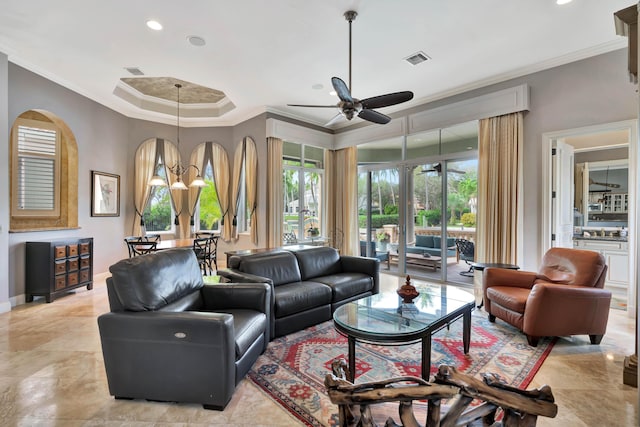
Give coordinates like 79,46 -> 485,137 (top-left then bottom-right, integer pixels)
333,285 -> 475,382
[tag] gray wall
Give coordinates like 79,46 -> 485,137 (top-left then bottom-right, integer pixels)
7,63 -> 131,299
0,53 -> 9,310
2,47 -> 637,302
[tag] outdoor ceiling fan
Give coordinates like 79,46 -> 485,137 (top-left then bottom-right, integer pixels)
419,163 -> 465,175
287,10 -> 414,126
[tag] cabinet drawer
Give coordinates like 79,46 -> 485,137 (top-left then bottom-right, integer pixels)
80,257 -> 91,269
55,261 -> 66,275
67,272 -> 78,286
79,243 -> 90,255
55,276 -> 66,290
54,246 -> 66,259
67,258 -> 79,272
67,244 -> 78,257
79,270 -> 90,283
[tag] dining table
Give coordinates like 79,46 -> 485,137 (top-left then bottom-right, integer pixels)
155,238 -> 195,250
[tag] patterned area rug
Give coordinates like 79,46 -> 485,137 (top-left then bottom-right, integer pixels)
248,309 -> 556,426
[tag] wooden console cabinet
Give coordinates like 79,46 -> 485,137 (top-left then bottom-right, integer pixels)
26,237 -> 94,303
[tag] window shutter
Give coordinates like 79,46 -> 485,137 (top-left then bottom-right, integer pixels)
16,125 -> 58,211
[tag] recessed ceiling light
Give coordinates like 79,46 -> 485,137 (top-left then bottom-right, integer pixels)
187,35 -> 206,46
556,0 -> 572,5
146,20 -> 163,31
312,83 -> 324,90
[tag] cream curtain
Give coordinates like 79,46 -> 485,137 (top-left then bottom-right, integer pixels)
266,137 -> 283,247
212,143 -> 232,242
161,140 -> 184,236
230,137 -> 258,242
245,138 -> 258,244
477,112 -> 523,264
132,138 -> 158,236
327,147 -> 359,255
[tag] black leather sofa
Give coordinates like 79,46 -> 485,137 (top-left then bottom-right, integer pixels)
97,248 -> 270,410
218,246 -> 379,338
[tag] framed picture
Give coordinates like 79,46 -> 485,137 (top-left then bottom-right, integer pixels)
91,170 -> 120,217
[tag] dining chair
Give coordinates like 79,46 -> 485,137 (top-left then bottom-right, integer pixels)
193,237 -> 213,275
144,234 -> 161,242
195,233 -> 219,272
124,238 -> 157,257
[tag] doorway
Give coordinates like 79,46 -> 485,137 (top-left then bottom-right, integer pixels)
542,120 -> 637,315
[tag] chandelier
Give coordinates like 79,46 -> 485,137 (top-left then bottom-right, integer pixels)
149,83 -> 206,190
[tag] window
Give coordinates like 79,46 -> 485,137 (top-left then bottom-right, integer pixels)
283,142 -> 324,241
143,162 -> 174,233
197,162 -> 221,232
10,111 -> 78,231
12,119 -> 60,217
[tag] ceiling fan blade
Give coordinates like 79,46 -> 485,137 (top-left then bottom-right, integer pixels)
589,178 -> 620,188
358,108 -> 390,124
331,77 -> 353,102
324,112 -> 344,127
287,104 -> 337,108
360,91 -> 414,109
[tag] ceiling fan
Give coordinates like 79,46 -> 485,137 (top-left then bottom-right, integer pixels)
288,10 -> 414,126
419,163 -> 465,175
588,178 -> 620,188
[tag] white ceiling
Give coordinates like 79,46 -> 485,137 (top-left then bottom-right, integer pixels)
0,0 -> 631,129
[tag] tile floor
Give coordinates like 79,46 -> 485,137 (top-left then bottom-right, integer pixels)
0,273 -> 637,426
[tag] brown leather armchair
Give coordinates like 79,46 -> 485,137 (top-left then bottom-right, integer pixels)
483,247 -> 611,346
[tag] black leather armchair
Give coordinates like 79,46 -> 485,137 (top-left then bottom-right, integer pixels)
97,248 -> 270,410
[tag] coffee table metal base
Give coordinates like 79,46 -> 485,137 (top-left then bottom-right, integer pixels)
340,304 -> 472,382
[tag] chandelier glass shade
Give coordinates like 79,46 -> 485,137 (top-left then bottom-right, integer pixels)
149,83 -> 207,190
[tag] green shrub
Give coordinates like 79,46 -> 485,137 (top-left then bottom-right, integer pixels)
461,212 -> 476,227
358,214 -> 399,228
417,209 -> 441,226
384,204 -> 398,215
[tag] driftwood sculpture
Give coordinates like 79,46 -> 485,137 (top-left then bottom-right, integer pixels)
324,359 -> 557,427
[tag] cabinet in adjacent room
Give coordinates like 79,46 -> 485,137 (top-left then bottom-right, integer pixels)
573,238 -> 629,305
26,237 -> 94,303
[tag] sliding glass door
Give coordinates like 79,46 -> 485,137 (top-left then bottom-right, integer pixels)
357,122 -> 478,286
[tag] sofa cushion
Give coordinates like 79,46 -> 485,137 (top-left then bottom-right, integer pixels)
293,247 -> 342,280
312,273 -> 373,302
433,236 -> 441,249
274,281 -> 332,317
109,248 -> 204,312
239,252 -> 301,286
415,235 -> 434,248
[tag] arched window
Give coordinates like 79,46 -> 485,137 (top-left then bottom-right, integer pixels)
10,110 -> 78,231
187,141 -> 230,238
133,138 -> 182,236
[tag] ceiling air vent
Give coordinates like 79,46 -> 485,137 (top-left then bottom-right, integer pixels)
124,67 -> 144,76
404,51 -> 430,66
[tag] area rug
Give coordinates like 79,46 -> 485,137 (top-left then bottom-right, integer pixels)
248,309 -> 556,426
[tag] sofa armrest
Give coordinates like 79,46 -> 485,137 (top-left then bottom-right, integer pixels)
201,282 -> 271,312
217,268 -> 274,285
524,283 -> 612,336
340,255 -> 380,295
483,268 -> 537,290
97,311 -> 236,402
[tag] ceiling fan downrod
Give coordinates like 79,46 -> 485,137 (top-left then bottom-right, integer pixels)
344,11 -> 357,93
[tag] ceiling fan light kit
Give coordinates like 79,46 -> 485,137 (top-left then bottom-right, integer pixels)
288,10 -> 414,126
